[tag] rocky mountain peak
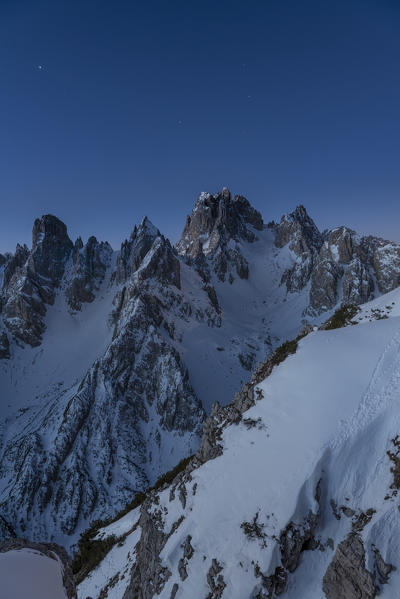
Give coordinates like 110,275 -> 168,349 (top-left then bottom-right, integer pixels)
0,215 -> 114,345
115,217 -> 172,285
139,216 -> 160,238
176,188 -> 263,261
174,188 -> 265,284
66,235 -> 113,311
29,214 -> 73,286
273,205 -> 323,294
275,204 -> 322,252
32,214 -> 71,250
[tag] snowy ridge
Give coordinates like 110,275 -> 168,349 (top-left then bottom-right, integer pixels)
78,288 -> 400,598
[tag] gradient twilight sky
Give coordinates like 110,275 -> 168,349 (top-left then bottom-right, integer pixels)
1,0 -> 400,253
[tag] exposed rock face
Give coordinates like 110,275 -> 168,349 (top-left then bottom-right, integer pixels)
0,243 -> 30,290
323,534 -> 376,599
373,242 -> 400,293
273,209 -> 400,314
1,215 -> 73,345
373,547 -> 395,586
123,506 -> 172,599
30,214 -> 73,283
342,258 -> 373,305
0,338 -> 200,539
115,217 -> 162,284
136,236 -> 181,290
0,538 -> 77,599
0,221 -> 205,543
206,558 -> 226,598
275,205 -> 323,293
0,215 -> 116,347
176,188 -> 263,282
275,205 -> 323,253
177,188 -> 263,258
65,236 -> 113,310
279,509 -> 320,574
327,226 -> 355,263
307,227 -> 376,313
309,255 -> 343,312
197,381 -> 257,464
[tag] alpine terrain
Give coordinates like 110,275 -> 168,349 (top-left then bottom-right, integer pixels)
1,188 -> 400,598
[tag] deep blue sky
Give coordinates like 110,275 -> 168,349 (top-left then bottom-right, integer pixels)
1,0 -> 400,252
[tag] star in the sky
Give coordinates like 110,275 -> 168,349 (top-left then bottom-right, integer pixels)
37,65 -> 43,70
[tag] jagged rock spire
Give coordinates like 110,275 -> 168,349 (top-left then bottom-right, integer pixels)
116,216 -> 161,284
66,235 -> 113,311
28,214 -> 73,286
274,205 -> 322,252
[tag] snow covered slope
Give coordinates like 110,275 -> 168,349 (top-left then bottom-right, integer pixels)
78,288 -> 400,598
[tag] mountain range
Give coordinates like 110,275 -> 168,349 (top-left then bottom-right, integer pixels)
1,188 -> 400,598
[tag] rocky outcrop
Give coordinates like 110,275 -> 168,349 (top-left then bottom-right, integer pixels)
342,258 -> 373,305
65,236 -> 113,310
309,256 -> 343,312
177,188 -> 263,282
206,558 -> 226,598
0,243 -> 30,290
275,205 -> 322,253
114,218 -> 181,292
373,547 -> 395,586
114,217 -> 161,284
0,538 -> 77,599
30,214 -> 73,284
323,534 -> 376,599
327,226 -> 355,264
196,380 -> 259,464
322,527 -> 395,599
273,210 -> 400,314
136,236 -> 181,290
0,215 -> 115,347
279,509 -> 320,574
177,188 -> 263,258
373,242 -> 400,293
123,506 -> 172,599
275,206 -> 323,293
1,215 -> 73,345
